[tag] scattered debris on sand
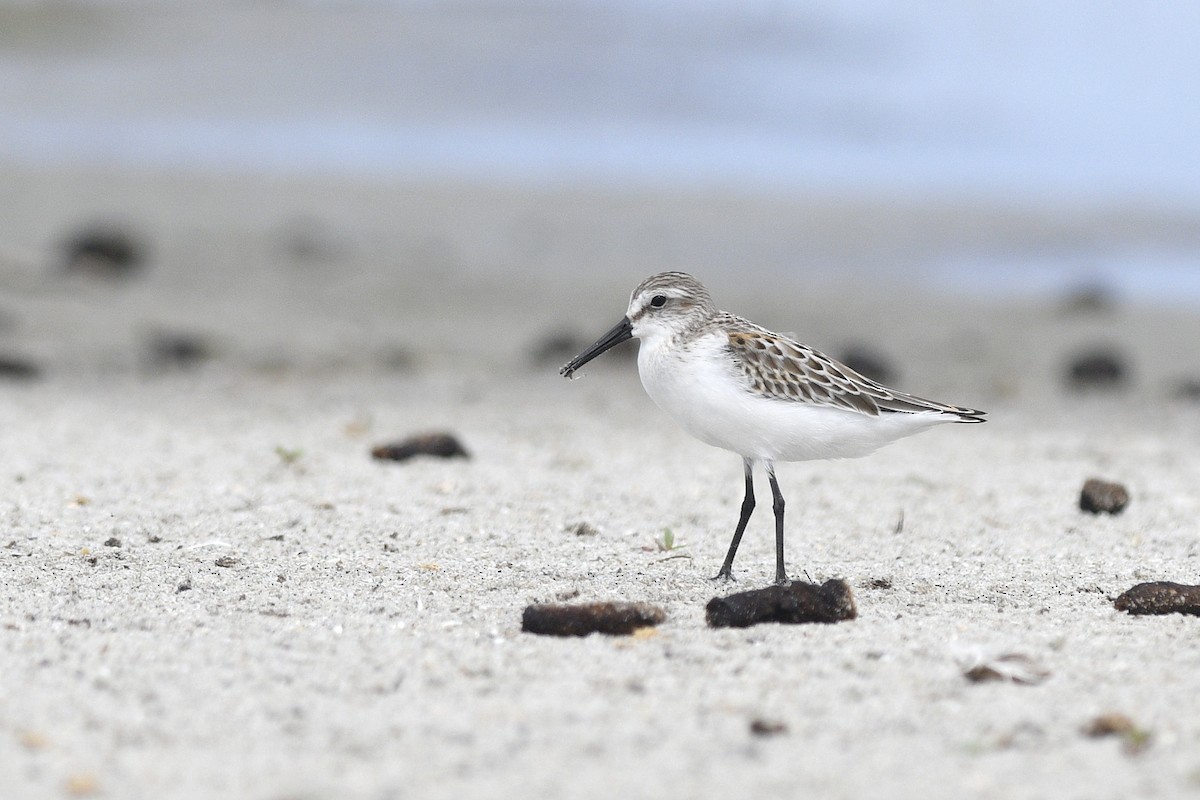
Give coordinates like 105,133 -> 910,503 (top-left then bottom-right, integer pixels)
1114,582 -> 1200,616
1065,348 -> 1127,390
522,601 -> 666,637
749,718 -> 788,737
1082,712 -> 1152,754
0,355 -> 40,381
371,433 -> 470,462
705,579 -> 856,628
62,224 -> 145,279
1079,478 -> 1129,515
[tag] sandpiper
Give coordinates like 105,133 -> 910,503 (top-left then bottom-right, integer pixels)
561,271 -> 985,584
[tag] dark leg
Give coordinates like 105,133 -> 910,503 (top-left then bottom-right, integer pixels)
767,464 -> 789,585
714,458 -> 755,580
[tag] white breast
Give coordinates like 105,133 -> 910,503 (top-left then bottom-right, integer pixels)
636,330 -> 953,462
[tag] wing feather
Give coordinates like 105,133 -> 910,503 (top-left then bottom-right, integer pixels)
723,316 -> 985,421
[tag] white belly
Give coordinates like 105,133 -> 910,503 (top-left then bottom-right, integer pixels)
637,334 -> 950,462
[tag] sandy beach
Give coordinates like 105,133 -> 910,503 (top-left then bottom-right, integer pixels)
1,163 -> 1200,799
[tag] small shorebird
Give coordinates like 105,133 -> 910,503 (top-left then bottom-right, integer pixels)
561,271 -> 985,584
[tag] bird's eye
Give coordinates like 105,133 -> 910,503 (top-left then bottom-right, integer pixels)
650,295 -> 667,308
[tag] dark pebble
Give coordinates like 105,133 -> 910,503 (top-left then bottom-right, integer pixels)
371,433 -> 469,462
0,355 -> 40,381
1081,712 -> 1152,754
62,225 -> 145,278
837,345 -> 896,385
1065,349 -> 1127,390
1114,582 -> 1200,616
705,579 -> 857,628
145,331 -> 213,369
1082,713 -> 1136,738
1170,378 -> 1200,401
521,601 -> 666,637
1079,478 -> 1129,515
749,719 -> 788,737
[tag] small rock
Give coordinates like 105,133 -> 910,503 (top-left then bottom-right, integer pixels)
1170,378 -> 1200,401
1082,712 -> 1152,754
214,556 -> 239,568
103,537 -> 121,548
521,601 -> 666,637
371,433 -> 469,462
62,225 -> 145,279
145,330 -> 213,369
1079,478 -> 1129,515
1065,349 -> 1127,390
0,355 -> 40,381
838,345 -> 896,385
1083,712 -> 1136,738
705,579 -> 857,628
749,719 -> 788,737
1114,582 -> 1200,616
962,653 -> 1050,685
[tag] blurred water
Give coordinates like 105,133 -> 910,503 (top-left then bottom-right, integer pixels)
1,0 -> 1199,300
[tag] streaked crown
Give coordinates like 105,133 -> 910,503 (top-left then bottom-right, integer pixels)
626,272 -> 717,339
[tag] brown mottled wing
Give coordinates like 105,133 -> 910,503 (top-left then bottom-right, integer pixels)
724,318 -> 984,420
